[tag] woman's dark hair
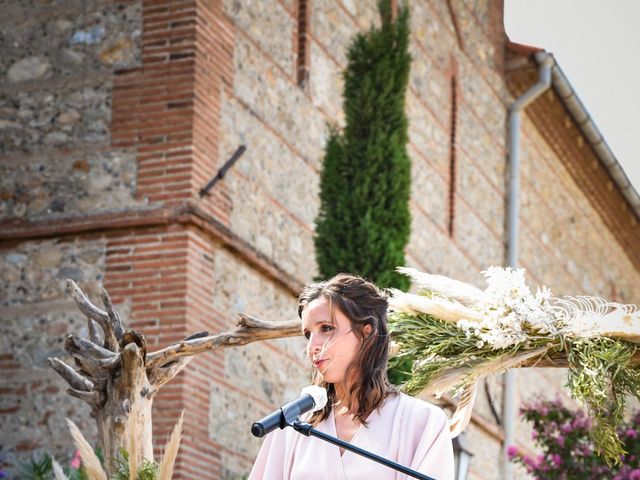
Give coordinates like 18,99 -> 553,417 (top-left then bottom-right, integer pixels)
298,273 -> 395,425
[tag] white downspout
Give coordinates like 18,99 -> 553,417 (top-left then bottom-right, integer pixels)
502,51 -> 553,480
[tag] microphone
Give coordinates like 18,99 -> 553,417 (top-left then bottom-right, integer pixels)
251,385 -> 327,438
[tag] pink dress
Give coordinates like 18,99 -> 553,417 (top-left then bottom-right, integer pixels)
249,393 -> 454,480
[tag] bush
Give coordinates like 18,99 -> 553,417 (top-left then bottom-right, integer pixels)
314,0 -> 412,291
509,398 -> 640,479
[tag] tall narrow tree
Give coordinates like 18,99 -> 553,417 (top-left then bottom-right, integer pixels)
314,0 -> 412,290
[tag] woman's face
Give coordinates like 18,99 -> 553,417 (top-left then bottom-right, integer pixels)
301,296 -> 369,384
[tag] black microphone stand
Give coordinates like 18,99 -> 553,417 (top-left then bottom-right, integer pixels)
290,420 -> 437,480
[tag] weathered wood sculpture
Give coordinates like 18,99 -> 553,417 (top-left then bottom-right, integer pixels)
49,280 -> 300,476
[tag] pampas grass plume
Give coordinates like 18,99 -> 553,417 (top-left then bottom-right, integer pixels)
158,410 -> 184,480
52,458 -> 69,480
66,419 -> 107,480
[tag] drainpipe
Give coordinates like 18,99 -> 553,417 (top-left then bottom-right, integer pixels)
502,50 -> 553,480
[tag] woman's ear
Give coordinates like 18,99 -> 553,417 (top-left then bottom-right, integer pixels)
363,323 -> 372,337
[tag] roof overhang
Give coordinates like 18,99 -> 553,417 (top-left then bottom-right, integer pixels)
506,41 -> 640,271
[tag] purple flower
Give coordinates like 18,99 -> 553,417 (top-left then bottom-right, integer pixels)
626,428 -> 638,439
560,422 -> 573,434
556,434 -> 565,447
551,454 -> 562,467
630,469 -> 640,480
507,445 -> 518,459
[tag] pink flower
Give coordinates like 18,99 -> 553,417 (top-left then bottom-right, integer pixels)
551,453 -> 562,467
507,445 -> 518,459
560,423 -> 573,433
70,450 -> 82,469
556,434 -> 565,447
626,428 -> 638,439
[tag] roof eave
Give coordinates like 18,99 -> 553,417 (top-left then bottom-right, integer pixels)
527,49 -> 640,219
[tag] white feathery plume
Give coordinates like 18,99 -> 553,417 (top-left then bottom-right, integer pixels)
555,296 -> 640,342
52,458 -> 69,480
66,419 -> 107,480
388,288 -> 484,323
397,267 -> 488,306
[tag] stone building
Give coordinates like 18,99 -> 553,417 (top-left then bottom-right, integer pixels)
1,0 -> 639,479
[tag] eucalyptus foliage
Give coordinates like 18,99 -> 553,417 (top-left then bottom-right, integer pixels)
389,266 -> 640,465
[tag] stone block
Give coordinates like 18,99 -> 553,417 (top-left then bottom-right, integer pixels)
456,103 -> 506,194
219,94 -> 320,228
211,245 -> 297,320
410,153 -> 448,231
233,35 -> 326,169
0,149 -> 139,221
0,0 -> 141,83
407,95 -> 450,174
454,200 -> 504,269
0,82 -> 112,153
0,237 -> 105,475
409,0 -> 457,70
409,42 -> 450,127
209,384 -> 258,477
308,41 -> 344,123
457,155 -> 505,237
0,238 -> 106,307
223,0 -> 295,76
311,0 -> 359,68
227,171 -> 318,282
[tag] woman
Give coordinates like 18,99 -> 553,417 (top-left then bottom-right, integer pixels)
249,273 -> 454,479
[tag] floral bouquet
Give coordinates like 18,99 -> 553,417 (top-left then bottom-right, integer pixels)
388,266 -> 640,464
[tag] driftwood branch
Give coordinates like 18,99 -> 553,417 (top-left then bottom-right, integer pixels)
87,317 -> 101,345
48,357 -> 95,391
101,288 -> 125,341
67,280 -> 119,351
148,357 -> 193,390
53,280 -> 304,473
68,387 -> 100,406
145,313 -> 302,370
65,335 -> 116,359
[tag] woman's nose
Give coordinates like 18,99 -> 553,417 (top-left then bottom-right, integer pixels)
307,333 -> 322,354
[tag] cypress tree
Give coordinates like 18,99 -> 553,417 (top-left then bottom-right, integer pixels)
314,0 -> 412,291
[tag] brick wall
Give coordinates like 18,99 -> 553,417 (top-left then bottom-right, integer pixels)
1,0 -> 639,478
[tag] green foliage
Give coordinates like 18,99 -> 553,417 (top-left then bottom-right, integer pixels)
314,0 -> 412,291
388,311 -> 554,395
566,337 -> 640,464
111,448 -> 159,480
18,454 -> 52,480
17,446 -> 162,480
18,452 -> 89,480
389,302 -> 640,464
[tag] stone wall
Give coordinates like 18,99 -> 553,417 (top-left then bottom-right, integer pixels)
0,238 -> 106,468
1,0 -> 639,478
0,0 -> 143,221
0,0 -> 142,474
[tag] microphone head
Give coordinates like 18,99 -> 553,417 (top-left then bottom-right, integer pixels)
301,385 -> 328,411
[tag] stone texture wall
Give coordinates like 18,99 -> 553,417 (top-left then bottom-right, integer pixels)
0,238 -> 105,467
1,0 -> 639,479
0,0 -> 143,222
